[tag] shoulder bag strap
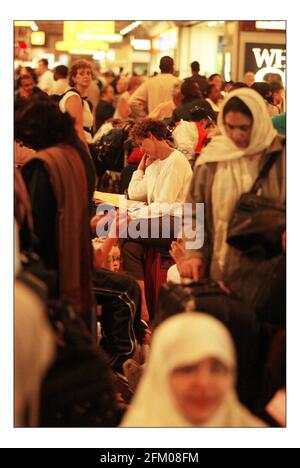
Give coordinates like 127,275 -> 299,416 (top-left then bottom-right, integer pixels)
250,149 -> 282,194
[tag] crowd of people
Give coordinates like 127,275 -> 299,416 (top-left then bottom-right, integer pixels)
14,55 -> 286,428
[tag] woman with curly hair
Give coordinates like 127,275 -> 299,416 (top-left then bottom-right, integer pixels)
59,59 -> 94,150
122,118 -> 193,322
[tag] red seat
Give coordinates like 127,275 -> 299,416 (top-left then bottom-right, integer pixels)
144,247 -> 174,321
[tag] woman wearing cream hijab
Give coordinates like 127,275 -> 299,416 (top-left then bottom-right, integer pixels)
121,312 -> 266,427
178,87 -> 285,283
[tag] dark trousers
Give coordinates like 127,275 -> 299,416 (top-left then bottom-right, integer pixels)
122,215 -> 180,280
93,269 -> 142,373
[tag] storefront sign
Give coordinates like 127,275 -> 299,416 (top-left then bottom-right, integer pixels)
255,21 -> 286,31
244,42 -> 286,84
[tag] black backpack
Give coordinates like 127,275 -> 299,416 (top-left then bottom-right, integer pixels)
92,123 -> 134,174
51,87 -> 93,113
39,299 -> 123,427
50,87 -> 80,104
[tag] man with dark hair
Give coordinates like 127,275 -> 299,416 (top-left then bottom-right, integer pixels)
15,74 -> 45,106
208,73 -> 223,91
159,56 -> 174,73
269,80 -> 285,113
54,64 -> 68,79
251,82 -> 280,117
128,55 -> 180,116
50,65 -> 69,96
95,85 -> 115,132
172,80 -> 217,122
37,58 -> 54,94
185,60 -> 208,96
191,61 -> 200,72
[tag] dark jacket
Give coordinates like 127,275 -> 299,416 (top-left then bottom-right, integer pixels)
95,100 -> 115,132
185,74 -> 208,96
14,87 -> 46,108
22,143 -> 96,326
172,98 -> 217,122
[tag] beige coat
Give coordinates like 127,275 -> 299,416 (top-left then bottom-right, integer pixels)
182,135 -> 285,280
128,73 -> 180,115
182,88 -> 285,281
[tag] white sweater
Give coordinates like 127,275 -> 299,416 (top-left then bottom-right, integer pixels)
128,149 -> 193,207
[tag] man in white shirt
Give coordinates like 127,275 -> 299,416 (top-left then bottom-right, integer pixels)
123,118 -> 193,323
50,64 -> 68,96
37,58 -> 54,94
128,56 -> 180,116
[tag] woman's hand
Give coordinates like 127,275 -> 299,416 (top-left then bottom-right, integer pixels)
169,240 -> 185,264
109,209 -> 132,238
206,125 -> 221,138
177,256 -> 203,282
138,153 -> 154,172
92,238 -> 105,269
90,212 -> 108,232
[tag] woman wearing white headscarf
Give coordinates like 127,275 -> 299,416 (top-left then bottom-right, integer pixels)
178,87 -> 285,283
121,312 -> 266,427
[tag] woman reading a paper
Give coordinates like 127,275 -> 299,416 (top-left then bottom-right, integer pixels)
122,119 -> 193,323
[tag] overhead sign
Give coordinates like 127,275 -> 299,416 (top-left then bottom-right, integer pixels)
56,40 -> 109,52
244,42 -> 286,85
64,21 -> 115,41
15,21 -> 38,31
75,33 -> 122,43
15,21 -> 34,28
61,21 -> 120,50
